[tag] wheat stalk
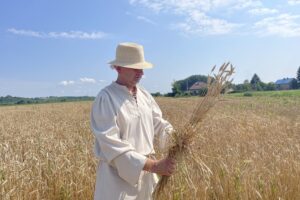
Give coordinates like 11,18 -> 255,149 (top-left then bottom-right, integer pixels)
153,62 -> 235,199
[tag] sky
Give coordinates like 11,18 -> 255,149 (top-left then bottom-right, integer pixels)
1,0 -> 300,97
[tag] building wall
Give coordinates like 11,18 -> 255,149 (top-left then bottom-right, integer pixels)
276,84 -> 290,90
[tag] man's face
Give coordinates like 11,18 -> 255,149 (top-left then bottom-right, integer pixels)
116,66 -> 144,87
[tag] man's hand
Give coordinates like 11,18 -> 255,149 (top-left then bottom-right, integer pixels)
143,157 -> 176,176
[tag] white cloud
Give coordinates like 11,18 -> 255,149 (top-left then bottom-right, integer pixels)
232,0 -> 262,9
59,80 -> 75,86
129,0 -> 300,37
80,77 -> 97,83
60,78 -> 98,86
136,16 -> 157,25
248,7 -> 278,15
129,0 -> 164,13
173,11 -> 240,35
288,0 -> 300,5
254,14 -> 300,37
130,0 -> 263,13
126,12 -> 157,25
129,0 -> 261,36
7,28 -> 43,37
99,80 -> 107,82
7,28 -> 107,40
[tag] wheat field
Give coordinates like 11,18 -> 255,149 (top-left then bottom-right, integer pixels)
1,96 -> 300,200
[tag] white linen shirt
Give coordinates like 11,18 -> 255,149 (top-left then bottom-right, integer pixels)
90,82 -> 173,200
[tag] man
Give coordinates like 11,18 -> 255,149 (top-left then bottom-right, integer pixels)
91,42 -> 175,200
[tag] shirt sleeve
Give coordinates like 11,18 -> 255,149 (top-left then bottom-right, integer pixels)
150,95 -> 174,150
113,151 -> 147,186
90,91 -> 147,185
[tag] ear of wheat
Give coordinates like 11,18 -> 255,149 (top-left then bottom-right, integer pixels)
153,62 -> 235,199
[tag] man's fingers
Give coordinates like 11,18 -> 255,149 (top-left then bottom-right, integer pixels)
153,158 -> 177,176
166,159 -> 176,167
169,165 -> 175,171
167,158 -> 176,165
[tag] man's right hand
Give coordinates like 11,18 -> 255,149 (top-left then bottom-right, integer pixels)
144,158 -> 176,176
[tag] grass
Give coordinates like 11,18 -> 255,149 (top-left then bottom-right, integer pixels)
228,89 -> 300,97
0,95 -> 300,199
0,102 -> 97,200
153,62 -> 235,199
155,96 -> 300,199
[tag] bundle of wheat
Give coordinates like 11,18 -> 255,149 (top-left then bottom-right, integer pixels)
153,62 -> 235,199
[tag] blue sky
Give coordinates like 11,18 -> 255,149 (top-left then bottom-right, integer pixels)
1,0 -> 300,97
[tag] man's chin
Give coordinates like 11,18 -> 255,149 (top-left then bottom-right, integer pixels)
130,80 -> 140,86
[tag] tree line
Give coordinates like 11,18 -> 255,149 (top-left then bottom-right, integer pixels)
0,96 -> 94,106
231,66 -> 300,92
153,66 -> 300,97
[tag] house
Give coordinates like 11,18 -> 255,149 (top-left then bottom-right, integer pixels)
275,78 -> 294,90
188,81 -> 207,95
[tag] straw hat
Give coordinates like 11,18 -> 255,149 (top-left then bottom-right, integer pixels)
108,42 -> 153,69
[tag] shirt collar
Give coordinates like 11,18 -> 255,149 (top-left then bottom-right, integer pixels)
112,81 -> 139,94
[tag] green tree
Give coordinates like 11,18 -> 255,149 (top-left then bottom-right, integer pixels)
265,82 -> 276,91
290,78 -> 298,89
171,81 -> 182,95
260,82 -> 269,90
250,74 -> 261,84
243,80 -> 252,91
171,75 -> 208,95
250,74 -> 262,91
151,92 -> 162,97
297,66 -> 300,82
231,79 -> 251,92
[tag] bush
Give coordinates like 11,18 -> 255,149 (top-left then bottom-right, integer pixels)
151,92 -> 162,97
164,93 -> 175,97
16,100 -> 26,104
183,92 -> 191,97
243,92 -> 253,97
198,88 -> 208,97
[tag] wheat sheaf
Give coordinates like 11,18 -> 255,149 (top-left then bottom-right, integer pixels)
153,62 -> 235,199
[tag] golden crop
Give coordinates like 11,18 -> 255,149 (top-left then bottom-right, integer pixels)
1,96 -> 300,199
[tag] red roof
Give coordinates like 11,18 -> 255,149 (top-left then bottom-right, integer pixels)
189,81 -> 207,90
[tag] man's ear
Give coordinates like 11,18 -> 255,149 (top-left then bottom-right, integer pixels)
115,66 -> 122,73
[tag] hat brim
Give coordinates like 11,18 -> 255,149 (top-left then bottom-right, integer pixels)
108,60 -> 153,69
